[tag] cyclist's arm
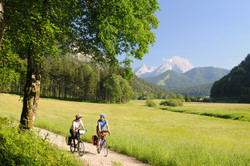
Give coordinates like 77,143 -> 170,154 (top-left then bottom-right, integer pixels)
72,121 -> 76,133
98,124 -> 102,133
81,124 -> 85,130
106,124 -> 111,133
80,120 -> 85,130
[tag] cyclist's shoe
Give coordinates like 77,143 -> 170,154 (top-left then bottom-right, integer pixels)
97,148 -> 100,154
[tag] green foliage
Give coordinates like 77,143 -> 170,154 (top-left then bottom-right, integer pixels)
185,93 -> 191,102
103,74 -> 133,103
74,0 -> 160,65
1,0 -> 159,129
2,0 -> 160,83
132,75 -> 170,99
0,42 -> 26,92
211,54 -> 250,103
146,100 -> 156,107
160,99 -> 183,107
0,117 -> 82,166
176,93 -> 184,101
1,56 -> 134,103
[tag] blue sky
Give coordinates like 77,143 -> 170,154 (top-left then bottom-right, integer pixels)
122,0 -> 250,70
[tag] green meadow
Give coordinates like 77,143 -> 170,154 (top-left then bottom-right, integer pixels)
0,94 -> 250,166
159,102 -> 250,122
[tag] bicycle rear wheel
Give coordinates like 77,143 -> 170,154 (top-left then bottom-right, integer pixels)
103,141 -> 108,157
78,141 -> 85,156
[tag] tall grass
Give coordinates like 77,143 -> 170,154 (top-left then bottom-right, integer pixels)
0,117 -> 83,166
0,94 -> 250,165
160,102 -> 250,121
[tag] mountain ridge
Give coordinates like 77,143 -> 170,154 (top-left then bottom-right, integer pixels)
135,56 -> 194,78
144,66 -> 229,96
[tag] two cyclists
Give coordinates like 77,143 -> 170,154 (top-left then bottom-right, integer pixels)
69,113 -> 111,153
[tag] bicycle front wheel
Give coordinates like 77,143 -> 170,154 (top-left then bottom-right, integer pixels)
103,141 -> 108,157
78,141 -> 85,156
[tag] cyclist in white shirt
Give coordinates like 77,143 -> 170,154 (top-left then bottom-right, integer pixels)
70,114 -> 85,147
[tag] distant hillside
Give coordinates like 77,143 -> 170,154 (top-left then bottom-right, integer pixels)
145,70 -> 195,88
144,67 -> 229,96
184,67 -> 229,85
211,54 -> 250,103
169,83 -> 213,96
132,75 -> 171,99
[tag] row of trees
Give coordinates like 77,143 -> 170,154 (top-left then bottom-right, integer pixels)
1,56 -> 133,103
1,55 -> 208,103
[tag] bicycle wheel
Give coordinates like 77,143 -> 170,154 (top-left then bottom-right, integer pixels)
103,141 -> 108,157
70,142 -> 75,153
78,141 -> 85,156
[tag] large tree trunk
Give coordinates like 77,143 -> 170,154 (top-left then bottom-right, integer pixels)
20,49 -> 41,129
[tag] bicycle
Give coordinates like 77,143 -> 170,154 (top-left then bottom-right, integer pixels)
97,130 -> 110,157
70,129 -> 86,156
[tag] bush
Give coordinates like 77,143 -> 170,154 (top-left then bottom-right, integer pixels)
146,100 -> 156,107
159,100 -> 169,106
160,99 -> 183,107
0,117 -> 82,166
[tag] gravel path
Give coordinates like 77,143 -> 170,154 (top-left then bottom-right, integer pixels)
35,127 -> 149,166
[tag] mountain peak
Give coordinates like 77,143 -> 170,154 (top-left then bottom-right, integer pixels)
134,64 -> 156,77
154,56 -> 194,76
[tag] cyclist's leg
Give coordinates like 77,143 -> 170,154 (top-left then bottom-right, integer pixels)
70,129 -> 76,147
96,129 -> 101,151
75,131 -> 80,146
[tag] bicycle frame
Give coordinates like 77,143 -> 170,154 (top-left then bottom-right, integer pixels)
97,130 -> 109,157
70,129 -> 86,156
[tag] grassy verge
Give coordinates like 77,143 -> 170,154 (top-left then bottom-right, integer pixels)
0,117 -> 83,166
159,102 -> 250,122
0,94 -> 250,165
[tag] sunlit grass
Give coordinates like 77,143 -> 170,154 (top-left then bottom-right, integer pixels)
160,102 -> 250,121
0,94 -> 250,165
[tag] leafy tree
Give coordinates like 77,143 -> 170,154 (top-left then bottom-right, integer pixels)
120,77 -> 133,103
176,93 -> 184,101
185,92 -> 191,102
1,0 -> 159,129
103,74 -> 122,103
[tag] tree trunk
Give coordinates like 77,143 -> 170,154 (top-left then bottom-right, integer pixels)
20,49 -> 41,130
0,1 -> 4,46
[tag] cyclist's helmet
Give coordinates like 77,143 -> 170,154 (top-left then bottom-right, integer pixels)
100,113 -> 106,118
75,114 -> 82,119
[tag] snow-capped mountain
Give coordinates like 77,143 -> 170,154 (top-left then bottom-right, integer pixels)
137,56 -> 194,78
154,56 -> 194,75
134,64 -> 156,77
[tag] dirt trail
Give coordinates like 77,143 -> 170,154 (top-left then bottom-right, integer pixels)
35,127 -> 149,166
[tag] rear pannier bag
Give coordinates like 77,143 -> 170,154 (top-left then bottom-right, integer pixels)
92,135 -> 98,145
66,136 -> 71,145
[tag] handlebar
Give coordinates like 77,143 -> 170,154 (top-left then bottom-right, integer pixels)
100,130 -> 110,136
78,129 -> 87,135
